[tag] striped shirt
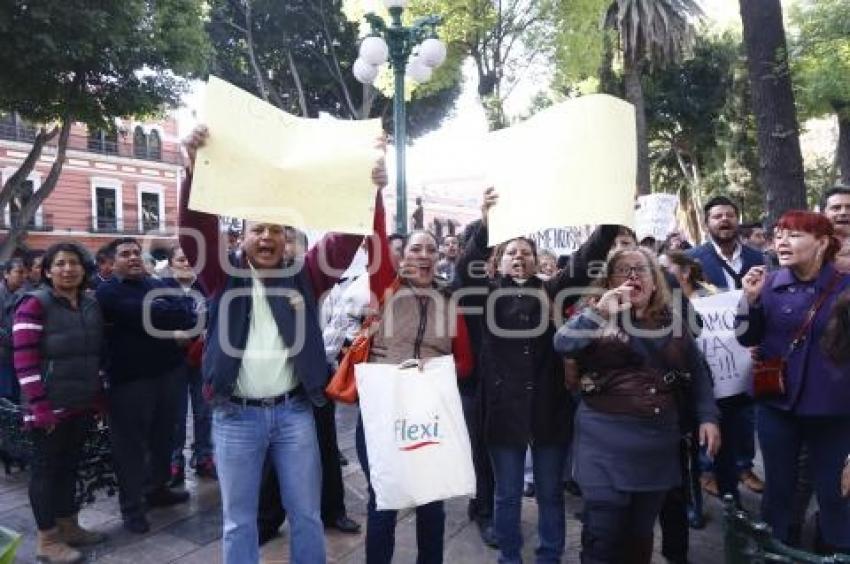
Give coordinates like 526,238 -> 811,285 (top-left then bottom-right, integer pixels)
13,296 -> 94,427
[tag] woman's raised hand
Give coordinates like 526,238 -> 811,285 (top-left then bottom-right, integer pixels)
742,266 -> 766,305
182,125 -> 209,174
481,187 -> 498,226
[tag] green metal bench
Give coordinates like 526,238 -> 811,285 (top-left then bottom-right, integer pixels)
723,495 -> 850,563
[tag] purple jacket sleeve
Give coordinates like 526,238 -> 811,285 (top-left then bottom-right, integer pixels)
178,172 -> 227,297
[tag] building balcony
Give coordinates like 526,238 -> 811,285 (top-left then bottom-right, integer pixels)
0,212 -> 54,232
0,123 -> 37,144
89,216 -> 170,236
0,124 -> 182,166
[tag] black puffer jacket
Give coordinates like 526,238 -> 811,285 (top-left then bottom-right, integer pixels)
455,221 -> 617,447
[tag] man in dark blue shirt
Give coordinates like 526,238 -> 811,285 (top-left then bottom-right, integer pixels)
96,237 -> 197,534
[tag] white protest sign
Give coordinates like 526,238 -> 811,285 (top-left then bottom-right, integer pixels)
635,194 -> 679,241
525,226 -> 594,256
690,290 -> 752,399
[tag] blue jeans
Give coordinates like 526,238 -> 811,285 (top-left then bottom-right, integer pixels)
355,419 -> 445,564
758,406 -> 850,548
490,445 -> 566,564
213,394 -> 325,564
172,365 -> 212,466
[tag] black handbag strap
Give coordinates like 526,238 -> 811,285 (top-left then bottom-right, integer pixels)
786,271 -> 842,356
710,244 -> 743,289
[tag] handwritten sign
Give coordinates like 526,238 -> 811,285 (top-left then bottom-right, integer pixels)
190,76 -> 382,234
525,226 -> 593,256
690,290 -> 752,399
635,194 -> 679,241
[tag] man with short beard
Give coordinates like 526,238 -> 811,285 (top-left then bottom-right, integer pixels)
686,196 -> 764,505
821,185 -> 850,273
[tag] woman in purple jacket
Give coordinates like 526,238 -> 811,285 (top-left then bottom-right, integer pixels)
739,211 -> 850,554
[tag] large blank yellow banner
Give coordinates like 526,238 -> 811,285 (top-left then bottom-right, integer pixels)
486,94 -> 637,246
190,76 -> 382,235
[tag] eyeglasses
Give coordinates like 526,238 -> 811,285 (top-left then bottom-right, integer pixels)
611,265 -> 651,278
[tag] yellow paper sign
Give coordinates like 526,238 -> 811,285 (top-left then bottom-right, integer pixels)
486,94 -> 637,246
190,76 -> 382,235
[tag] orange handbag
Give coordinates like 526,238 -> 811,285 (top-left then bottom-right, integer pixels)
325,279 -> 400,404
325,325 -> 373,404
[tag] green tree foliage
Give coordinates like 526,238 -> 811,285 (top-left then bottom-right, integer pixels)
545,0 -> 611,93
206,0 -> 463,137
644,33 -> 744,238
408,0 -> 550,130
789,0 -> 850,184
608,0 -> 704,196
0,0 -> 208,259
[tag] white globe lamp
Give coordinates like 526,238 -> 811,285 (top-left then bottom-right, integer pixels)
407,57 -> 433,83
418,38 -> 447,68
353,58 -> 379,84
359,36 -> 389,66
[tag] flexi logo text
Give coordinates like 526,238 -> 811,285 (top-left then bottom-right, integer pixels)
394,415 -> 441,451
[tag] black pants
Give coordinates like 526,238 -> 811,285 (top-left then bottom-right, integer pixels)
109,367 -> 182,517
257,400 -> 347,536
659,434 -> 701,563
581,489 -> 665,564
28,416 -> 89,530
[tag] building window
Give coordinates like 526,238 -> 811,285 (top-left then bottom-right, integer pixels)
133,126 -> 162,161
0,112 -> 36,143
9,180 -> 35,228
148,130 -> 161,160
133,126 -> 147,159
90,178 -> 123,232
87,129 -> 118,155
1,168 -> 43,229
137,183 -> 164,232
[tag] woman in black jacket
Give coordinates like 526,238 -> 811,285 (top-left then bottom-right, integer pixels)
455,188 -> 616,563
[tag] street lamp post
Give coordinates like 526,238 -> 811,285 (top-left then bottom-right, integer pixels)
353,1 -> 446,235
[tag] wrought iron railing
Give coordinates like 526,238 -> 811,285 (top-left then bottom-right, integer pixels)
0,123 -> 37,144
723,495 -> 850,563
0,123 -> 182,165
0,399 -> 117,505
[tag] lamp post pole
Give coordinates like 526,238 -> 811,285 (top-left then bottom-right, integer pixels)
354,6 -> 446,236
388,8 -> 409,235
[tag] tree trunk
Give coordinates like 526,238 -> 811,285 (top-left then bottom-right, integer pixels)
624,58 -> 650,195
243,1 -> 268,103
738,0 -> 806,227
0,125 -> 60,214
286,49 -> 309,118
837,114 -> 850,186
0,119 -> 72,260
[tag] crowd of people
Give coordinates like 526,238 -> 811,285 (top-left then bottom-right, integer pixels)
0,124 -> 849,564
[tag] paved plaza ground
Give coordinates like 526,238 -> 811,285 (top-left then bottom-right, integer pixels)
1,404 -> 770,563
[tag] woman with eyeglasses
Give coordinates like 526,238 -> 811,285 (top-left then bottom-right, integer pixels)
554,247 -> 720,564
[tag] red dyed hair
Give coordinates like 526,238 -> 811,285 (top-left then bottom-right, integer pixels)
775,210 -> 840,263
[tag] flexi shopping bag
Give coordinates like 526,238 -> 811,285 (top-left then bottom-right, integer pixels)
355,355 -> 476,510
